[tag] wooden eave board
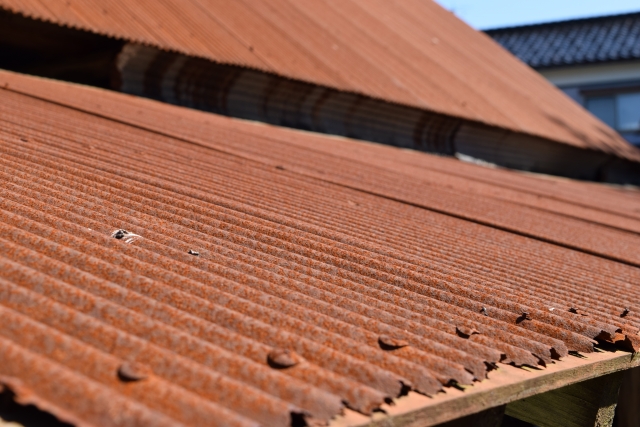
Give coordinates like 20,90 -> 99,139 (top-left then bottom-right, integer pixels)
332,350 -> 640,427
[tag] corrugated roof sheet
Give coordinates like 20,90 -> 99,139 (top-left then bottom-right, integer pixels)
486,12 -> 640,69
0,0 -> 638,162
1,70 -> 640,427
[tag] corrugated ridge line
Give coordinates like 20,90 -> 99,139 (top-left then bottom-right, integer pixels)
0,221 -> 402,418
4,75 -> 640,228
2,113 -> 636,328
5,82 -> 633,264
0,157 -> 430,394
266,141 -> 640,233
0,140 -> 611,353
3,87 -> 640,281
2,122 -> 616,350
118,160 -> 637,330
57,122 -> 632,294
116,149 -> 638,327
1,111 -> 636,334
7,135 -> 636,335
6,121 -> 640,332
0,140 -> 624,358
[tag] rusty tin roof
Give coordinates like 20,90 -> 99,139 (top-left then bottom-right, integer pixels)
0,0 -> 639,162
0,70 -> 640,427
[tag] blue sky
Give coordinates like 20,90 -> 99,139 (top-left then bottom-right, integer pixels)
435,0 -> 640,29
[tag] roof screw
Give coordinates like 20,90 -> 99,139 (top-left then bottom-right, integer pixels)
188,249 -> 200,256
622,308 -> 630,317
378,334 -> 409,350
275,165 -> 285,171
267,349 -> 300,369
480,307 -> 488,316
117,361 -> 151,382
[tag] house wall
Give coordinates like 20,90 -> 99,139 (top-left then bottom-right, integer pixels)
540,61 -> 640,88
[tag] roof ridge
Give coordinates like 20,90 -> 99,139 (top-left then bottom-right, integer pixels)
484,10 -> 640,33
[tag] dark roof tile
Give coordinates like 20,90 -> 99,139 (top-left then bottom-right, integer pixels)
486,12 -> 640,68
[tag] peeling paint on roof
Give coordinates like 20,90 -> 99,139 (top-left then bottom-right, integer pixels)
0,71 -> 640,426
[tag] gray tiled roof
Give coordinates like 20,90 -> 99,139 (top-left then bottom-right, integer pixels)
486,12 -> 640,68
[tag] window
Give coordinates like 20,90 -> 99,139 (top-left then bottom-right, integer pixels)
617,93 -> 640,131
586,97 -> 615,128
585,91 -> 640,132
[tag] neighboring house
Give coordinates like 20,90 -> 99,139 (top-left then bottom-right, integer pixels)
487,12 -> 640,146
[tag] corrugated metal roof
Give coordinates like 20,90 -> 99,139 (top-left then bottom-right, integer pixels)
486,12 -> 640,69
0,0 -> 638,162
1,70 -> 640,427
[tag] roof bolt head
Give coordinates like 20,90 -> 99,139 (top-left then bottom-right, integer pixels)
188,249 -> 200,256
117,361 -> 151,382
456,325 -> 479,338
378,334 -> 409,350
267,349 -> 300,369
622,308 -> 630,317
480,307 -> 488,316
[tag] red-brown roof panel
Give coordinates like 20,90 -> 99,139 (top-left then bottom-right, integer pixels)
1,71 -> 640,426
1,0 -> 639,161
